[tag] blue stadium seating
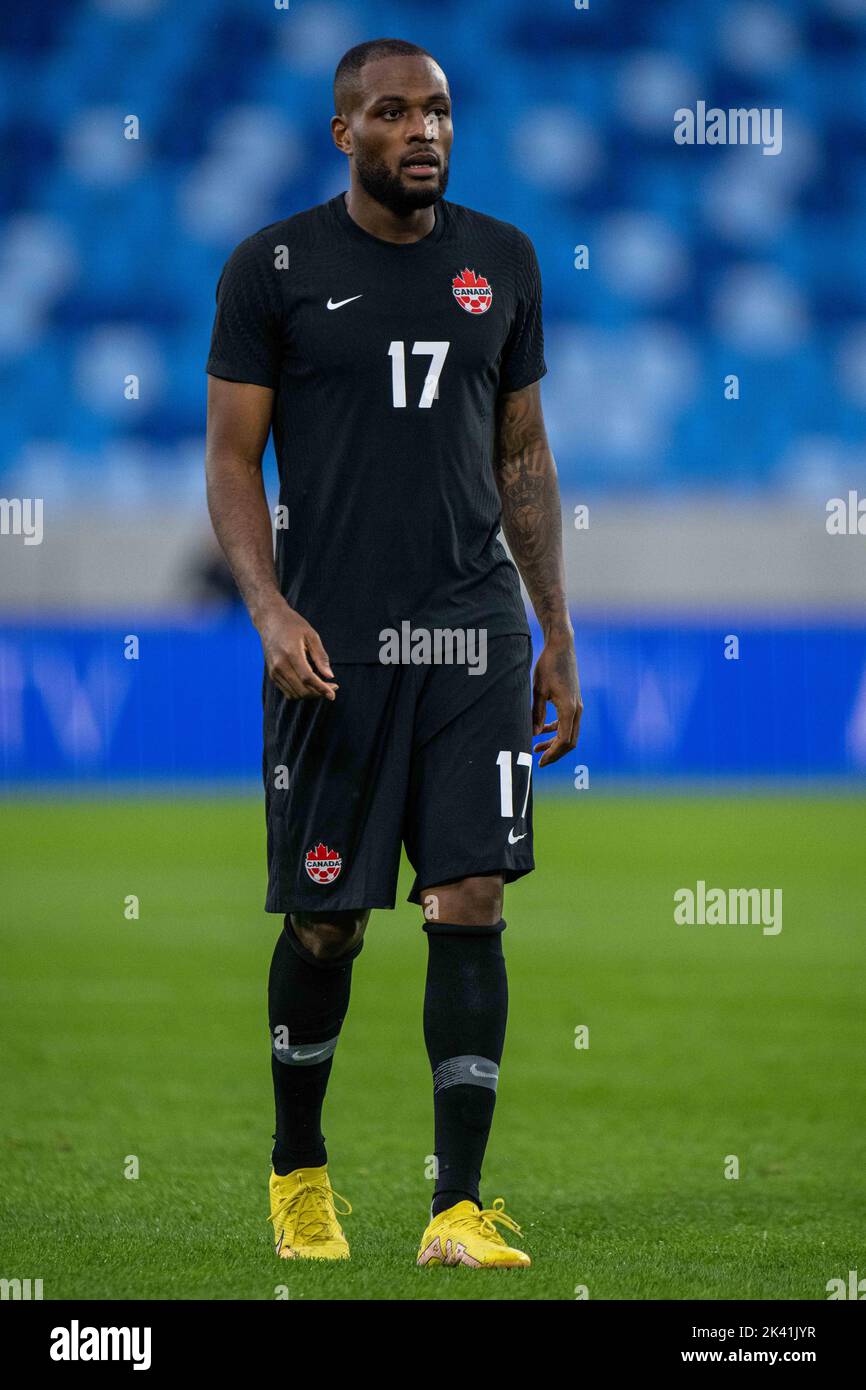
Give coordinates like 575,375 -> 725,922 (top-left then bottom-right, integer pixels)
1,0 -> 864,498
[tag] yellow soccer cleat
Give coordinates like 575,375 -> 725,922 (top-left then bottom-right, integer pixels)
268,1164 -> 351,1260
416,1197 -> 531,1269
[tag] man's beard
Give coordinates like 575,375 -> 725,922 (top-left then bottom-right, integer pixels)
353,147 -> 449,216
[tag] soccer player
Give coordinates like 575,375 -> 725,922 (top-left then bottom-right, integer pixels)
205,38 -> 582,1269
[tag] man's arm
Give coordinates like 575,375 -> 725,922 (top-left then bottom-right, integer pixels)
204,375 -> 337,701
493,379 -> 582,765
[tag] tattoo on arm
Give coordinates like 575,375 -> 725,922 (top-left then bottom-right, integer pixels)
494,382 -> 570,636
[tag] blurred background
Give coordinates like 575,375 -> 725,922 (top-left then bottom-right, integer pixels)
2,0 -> 865,1305
1,0 -> 865,785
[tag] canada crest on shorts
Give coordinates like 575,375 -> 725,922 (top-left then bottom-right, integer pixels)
305,842 -> 342,884
452,267 -> 493,314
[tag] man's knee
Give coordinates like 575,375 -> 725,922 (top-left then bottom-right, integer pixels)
290,909 -> 369,962
421,875 -> 504,927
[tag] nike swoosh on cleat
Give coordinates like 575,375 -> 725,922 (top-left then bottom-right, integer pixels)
327,295 -> 363,310
507,828 -> 528,844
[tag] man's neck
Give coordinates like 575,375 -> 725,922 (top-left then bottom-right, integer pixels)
343,187 -> 437,244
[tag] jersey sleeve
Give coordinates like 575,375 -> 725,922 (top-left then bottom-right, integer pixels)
206,232 -> 283,390
499,233 -> 548,394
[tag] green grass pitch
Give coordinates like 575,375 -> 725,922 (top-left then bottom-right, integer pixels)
1,793 -> 863,1301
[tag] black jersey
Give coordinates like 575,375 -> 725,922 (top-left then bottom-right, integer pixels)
206,192 -> 547,661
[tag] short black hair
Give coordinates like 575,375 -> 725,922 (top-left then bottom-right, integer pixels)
334,38 -> 439,117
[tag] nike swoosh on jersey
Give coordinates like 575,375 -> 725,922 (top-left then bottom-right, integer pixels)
507,827 -> 528,844
469,1064 -> 498,1079
326,294 -> 363,310
291,1047 -> 328,1060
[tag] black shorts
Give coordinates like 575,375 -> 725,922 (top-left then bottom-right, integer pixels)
263,634 -> 535,912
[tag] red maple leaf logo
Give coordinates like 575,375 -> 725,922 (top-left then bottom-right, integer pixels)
452,267 -> 493,314
304,842 -> 343,884
310,842 -> 337,860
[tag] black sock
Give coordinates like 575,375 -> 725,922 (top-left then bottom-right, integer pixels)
423,919 -> 508,1217
268,916 -> 362,1175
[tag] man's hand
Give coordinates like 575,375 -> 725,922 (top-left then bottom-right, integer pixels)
492,382 -> 582,765
531,633 -> 582,767
257,598 -> 338,702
